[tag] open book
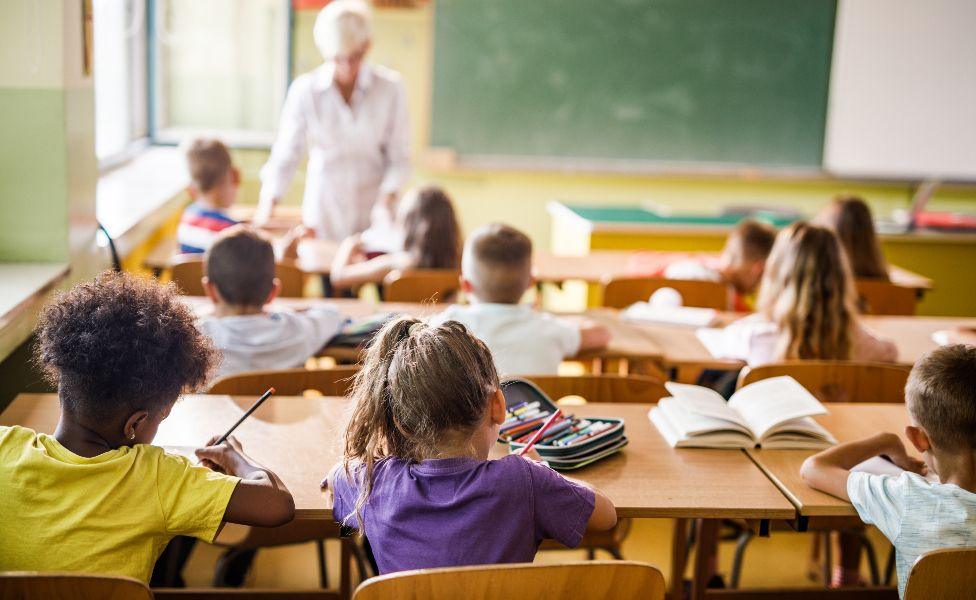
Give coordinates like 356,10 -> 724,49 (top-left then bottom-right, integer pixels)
649,376 -> 837,449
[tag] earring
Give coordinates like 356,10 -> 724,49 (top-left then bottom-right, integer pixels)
129,433 -> 136,440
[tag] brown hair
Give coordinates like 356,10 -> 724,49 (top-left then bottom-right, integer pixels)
186,138 -> 233,193
907,344 -> 976,451
340,317 -> 499,533
401,186 -> 462,269
463,223 -> 533,304
757,222 -> 859,360
35,271 -> 217,420
815,196 -> 889,281
725,219 -> 776,265
205,225 -> 276,307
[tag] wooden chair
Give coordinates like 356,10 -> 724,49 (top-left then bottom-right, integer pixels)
517,375 -> 668,561
601,276 -> 729,310
904,548 -> 976,600
520,374 -> 669,405
0,572 -> 152,599
208,366 -> 360,396
856,279 -> 918,316
729,360 -> 911,588
170,254 -> 305,298
352,561 -> 665,600
737,361 -> 912,404
382,269 -> 460,303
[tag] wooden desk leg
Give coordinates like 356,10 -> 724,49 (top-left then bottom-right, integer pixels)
670,518 -> 689,600
692,519 -> 720,600
340,539 -> 352,600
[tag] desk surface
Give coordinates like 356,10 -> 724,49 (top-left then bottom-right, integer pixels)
2,394 -> 795,521
182,297 -> 667,365
747,403 -> 911,517
534,250 -> 932,291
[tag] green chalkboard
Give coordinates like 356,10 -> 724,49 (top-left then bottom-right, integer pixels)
431,0 -> 836,169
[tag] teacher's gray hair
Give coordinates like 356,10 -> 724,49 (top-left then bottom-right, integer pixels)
314,0 -> 372,59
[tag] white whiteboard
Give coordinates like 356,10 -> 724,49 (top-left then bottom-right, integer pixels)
824,0 -> 976,181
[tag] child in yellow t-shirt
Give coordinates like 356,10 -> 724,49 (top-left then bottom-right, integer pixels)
0,272 -> 295,583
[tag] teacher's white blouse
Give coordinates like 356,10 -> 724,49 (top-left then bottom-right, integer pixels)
260,63 -> 411,241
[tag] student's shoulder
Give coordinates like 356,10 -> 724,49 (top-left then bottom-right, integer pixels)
0,425 -> 36,454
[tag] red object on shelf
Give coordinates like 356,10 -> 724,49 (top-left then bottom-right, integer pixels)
293,0 -> 331,9
914,211 -> 976,232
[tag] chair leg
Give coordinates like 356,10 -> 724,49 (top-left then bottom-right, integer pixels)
586,547 -> 596,560
607,544 -> 624,560
822,532 -> 833,588
729,529 -> 755,589
685,519 -> 698,565
884,545 -> 896,586
212,548 -> 257,588
350,539 -> 371,581
854,531 -> 881,585
316,539 -> 329,588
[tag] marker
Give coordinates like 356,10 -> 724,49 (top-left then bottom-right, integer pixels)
517,409 -> 563,457
500,413 -> 550,436
514,416 -> 571,444
540,419 -> 591,443
556,422 -> 612,446
215,387 -> 275,445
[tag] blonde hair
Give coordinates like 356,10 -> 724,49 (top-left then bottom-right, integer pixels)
340,317 -> 499,533
462,223 -> 533,304
757,222 -> 859,360
314,0 -> 372,59
815,195 -> 889,281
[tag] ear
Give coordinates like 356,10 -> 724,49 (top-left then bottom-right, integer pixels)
230,166 -> 241,187
459,275 -> 474,294
123,410 -> 151,444
265,278 -> 282,305
906,425 -> 931,454
186,184 -> 199,200
751,259 -> 766,277
489,388 -> 507,426
202,276 -> 222,304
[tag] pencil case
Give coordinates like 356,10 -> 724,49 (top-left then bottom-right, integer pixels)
499,378 -> 627,471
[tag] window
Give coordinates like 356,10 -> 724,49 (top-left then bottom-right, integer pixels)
93,0 -> 149,165
150,0 -> 290,147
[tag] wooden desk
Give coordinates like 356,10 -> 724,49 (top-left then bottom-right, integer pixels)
144,237 -> 338,275
617,313 -> 976,381
181,297 -> 667,367
747,403 -> 911,522
1,395 -> 795,523
533,249 -> 933,293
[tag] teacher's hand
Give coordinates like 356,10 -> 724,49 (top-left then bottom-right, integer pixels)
253,198 -> 278,227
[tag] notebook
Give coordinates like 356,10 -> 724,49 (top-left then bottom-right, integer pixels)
623,302 -> 719,327
649,376 -> 837,449
852,456 -> 939,484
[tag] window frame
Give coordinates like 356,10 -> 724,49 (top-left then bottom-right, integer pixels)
146,0 -> 294,150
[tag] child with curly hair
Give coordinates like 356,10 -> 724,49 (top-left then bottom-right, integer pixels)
0,272 -> 294,582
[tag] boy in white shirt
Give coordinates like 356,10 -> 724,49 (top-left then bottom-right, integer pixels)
198,226 -> 343,380
801,344 -> 976,597
429,223 -> 610,376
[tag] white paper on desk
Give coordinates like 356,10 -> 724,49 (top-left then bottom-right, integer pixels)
852,456 -> 938,483
161,445 -> 200,464
932,330 -> 951,346
623,302 -> 718,327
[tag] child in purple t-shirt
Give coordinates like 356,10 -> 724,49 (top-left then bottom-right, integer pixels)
325,317 -> 617,574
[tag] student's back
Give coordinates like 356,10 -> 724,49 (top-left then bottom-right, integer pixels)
199,226 -> 342,379
0,273 -> 294,582
328,317 -> 616,573
429,223 -> 609,376
716,222 -> 896,366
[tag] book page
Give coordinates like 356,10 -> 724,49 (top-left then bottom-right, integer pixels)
761,417 -> 838,449
664,382 -> 748,426
648,406 -> 753,448
658,398 -> 753,438
728,376 -> 828,439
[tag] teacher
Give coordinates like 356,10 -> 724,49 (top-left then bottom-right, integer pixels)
256,0 -> 410,242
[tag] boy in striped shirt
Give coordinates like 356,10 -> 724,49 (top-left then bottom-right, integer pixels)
177,138 -> 240,254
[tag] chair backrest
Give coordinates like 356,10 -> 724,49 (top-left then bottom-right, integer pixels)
519,375 -> 669,404
737,360 -> 911,404
352,561 -> 665,600
208,366 -> 360,396
601,276 -> 729,310
856,279 -> 918,316
0,572 -> 152,600
904,548 -> 976,600
383,269 -> 460,303
170,254 -> 305,298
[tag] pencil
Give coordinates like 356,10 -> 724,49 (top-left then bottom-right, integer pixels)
517,409 -> 563,457
215,387 -> 275,445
